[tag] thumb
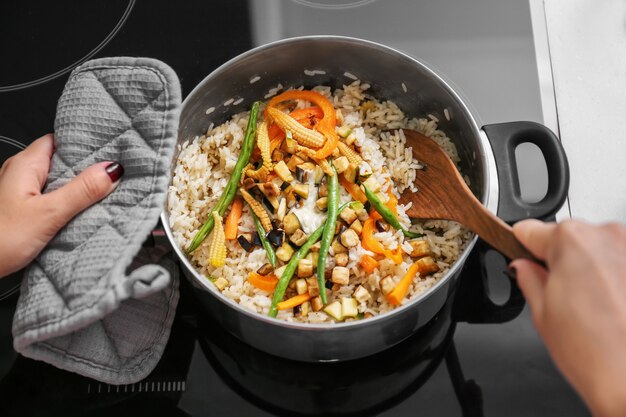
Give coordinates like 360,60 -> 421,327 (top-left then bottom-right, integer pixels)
513,219 -> 557,261
43,161 -> 124,227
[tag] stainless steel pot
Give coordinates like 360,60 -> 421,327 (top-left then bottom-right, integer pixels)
162,36 -> 569,361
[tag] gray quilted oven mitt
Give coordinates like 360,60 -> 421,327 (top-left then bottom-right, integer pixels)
11,57 -> 182,385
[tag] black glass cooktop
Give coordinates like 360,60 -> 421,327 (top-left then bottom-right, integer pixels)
0,1 -> 588,416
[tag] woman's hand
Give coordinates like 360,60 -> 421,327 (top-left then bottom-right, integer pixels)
0,134 -> 123,278
512,219 -> 626,417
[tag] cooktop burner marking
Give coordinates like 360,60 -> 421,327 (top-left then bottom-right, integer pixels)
0,0 -> 135,93
290,0 -> 377,9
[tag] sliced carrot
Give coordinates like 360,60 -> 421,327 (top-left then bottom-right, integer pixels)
277,293 -> 312,310
248,271 -> 278,292
359,254 -> 379,273
339,175 -> 367,203
386,263 -> 421,305
224,197 -> 243,240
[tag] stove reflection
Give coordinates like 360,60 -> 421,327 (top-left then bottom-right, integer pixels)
196,286 -> 483,417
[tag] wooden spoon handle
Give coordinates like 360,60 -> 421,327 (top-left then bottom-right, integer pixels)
464,202 -> 546,267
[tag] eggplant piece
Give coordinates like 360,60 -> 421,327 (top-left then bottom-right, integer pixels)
375,220 -> 388,232
252,232 -> 263,247
262,196 -> 276,212
295,166 -> 309,183
267,228 -> 285,247
257,263 -> 274,275
237,235 -> 255,252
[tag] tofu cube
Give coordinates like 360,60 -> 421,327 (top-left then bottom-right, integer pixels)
335,252 -> 349,267
343,163 -> 358,183
331,266 -> 350,285
409,239 -> 432,258
340,229 -> 360,248
353,285 -> 372,303
310,241 -> 321,252
311,296 -> 324,312
295,278 -> 308,295
339,207 -> 357,224
290,228 -> 309,247
356,208 -> 370,222
274,265 -> 287,278
300,301 -> 311,317
297,259 -> 314,278
349,219 -> 363,235
341,297 -> 359,318
416,256 -> 439,275
306,278 -> 320,297
380,276 -> 396,295
213,277 -> 229,291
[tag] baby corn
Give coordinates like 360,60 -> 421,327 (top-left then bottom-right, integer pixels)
267,107 -> 325,148
338,141 -> 363,165
295,146 -> 335,176
208,211 -> 227,267
243,163 -> 270,182
240,188 -> 273,232
257,121 -> 273,171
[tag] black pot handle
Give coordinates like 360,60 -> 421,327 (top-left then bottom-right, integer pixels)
453,239 -> 525,324
482,121 -> 569,223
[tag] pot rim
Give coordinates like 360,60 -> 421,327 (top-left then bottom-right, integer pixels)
161,35 -> 497,330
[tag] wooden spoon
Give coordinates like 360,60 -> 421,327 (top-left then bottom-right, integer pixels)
398,129 -> 539,263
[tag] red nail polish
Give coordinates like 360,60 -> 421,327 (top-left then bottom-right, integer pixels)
105,162 -> 124,183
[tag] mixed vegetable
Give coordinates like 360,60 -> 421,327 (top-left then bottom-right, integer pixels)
187,90 -> 441,321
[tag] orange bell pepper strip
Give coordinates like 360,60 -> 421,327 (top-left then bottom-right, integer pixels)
266,90 -> 338,159
224,197 -> 243,240
359,254 -> 379,273
277,293 -> 311,310
361,217 -> 404,264
386,262 -> 421,305
248,271 -> 279,292
339,175 -> 367,203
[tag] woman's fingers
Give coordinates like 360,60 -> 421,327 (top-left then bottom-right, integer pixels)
4,134 -> 55,194
511,258 -> 548,327
43,161 -> 124,229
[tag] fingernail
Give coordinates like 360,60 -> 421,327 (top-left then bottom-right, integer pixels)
105,162 -> 124,183
506,266 -> 517,280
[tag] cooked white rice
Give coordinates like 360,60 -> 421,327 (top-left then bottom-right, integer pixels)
168,81 -> 471,323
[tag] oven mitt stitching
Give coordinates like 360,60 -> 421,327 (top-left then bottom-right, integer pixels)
11,57 -> 181,385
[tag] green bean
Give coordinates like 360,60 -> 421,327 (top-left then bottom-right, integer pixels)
363,185 -> 423,238
252,212 -> 277,268
269,224 -> 324,317
186,101 -> 261,253
316,165 -> 339,304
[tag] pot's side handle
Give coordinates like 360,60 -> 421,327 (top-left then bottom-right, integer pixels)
452,239 -> 525,324
482,121 -> 569,223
